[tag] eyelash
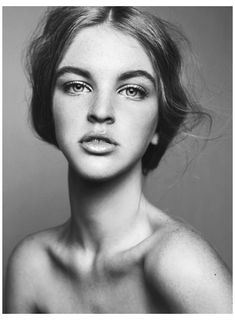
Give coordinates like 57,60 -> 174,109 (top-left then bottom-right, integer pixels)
117,84 -> 148,100
63,81 -> 92,94
62,81 -> 148,100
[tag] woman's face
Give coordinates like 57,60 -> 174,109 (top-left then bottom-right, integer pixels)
53,24 -> 158,180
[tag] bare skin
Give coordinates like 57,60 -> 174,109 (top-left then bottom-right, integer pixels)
5,190 -> 232,313
5,200 -> 172,313
5,24 -> 232,313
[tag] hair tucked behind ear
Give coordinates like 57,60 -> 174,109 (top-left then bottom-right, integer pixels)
25,6 -> 212,175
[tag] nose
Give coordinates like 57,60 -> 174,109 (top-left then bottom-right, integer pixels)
87,93 -> 115,125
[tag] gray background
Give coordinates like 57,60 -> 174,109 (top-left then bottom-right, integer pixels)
3,7 -> 232,282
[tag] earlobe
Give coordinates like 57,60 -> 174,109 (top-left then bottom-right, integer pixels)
151,133 -> 158,145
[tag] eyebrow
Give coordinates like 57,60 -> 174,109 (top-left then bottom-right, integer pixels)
55,66 -> 92,80
55,66 -> 156,87
118,70 -> 156,87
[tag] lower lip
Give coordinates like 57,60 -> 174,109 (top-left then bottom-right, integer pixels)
80,140 -> 117,155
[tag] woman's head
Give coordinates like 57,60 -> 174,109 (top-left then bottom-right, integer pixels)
52,24 -> 159,180
26,6 -> 207,175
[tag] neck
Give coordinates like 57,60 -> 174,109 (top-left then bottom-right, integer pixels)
67,164 -> 151,256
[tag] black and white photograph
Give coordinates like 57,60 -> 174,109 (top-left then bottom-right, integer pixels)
2,5 -> 232,314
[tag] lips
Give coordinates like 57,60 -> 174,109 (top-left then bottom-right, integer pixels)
79,132 -> 118,155
80,133 -> 118,145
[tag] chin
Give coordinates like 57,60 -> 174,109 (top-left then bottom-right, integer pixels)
68,159 -> 120,182
62,145 -> 143,182
69,157 -> 141,183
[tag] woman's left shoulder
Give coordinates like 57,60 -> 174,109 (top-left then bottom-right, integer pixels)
144,212 -> 232,313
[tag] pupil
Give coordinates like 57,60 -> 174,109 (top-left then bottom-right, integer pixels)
128,88 -> 136,95
73,83 -> 83,91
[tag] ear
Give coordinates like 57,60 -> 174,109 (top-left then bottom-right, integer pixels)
150,133 -> 159,145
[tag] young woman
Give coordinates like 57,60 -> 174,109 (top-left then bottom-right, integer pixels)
5,7 -> 232,313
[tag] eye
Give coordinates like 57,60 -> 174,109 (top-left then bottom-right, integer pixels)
118,84 -> 148,100
63,81 -> 92,95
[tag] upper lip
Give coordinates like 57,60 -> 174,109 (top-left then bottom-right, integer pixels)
79,132 -> 118,145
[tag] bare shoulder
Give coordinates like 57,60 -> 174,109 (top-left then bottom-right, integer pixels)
7,223 -> 65,268
144,206 -> 232,313
5,223 -> 66,313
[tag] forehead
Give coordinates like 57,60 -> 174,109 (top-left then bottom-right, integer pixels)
59,24 -> 154,76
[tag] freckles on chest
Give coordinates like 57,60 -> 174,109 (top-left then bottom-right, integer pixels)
79,269 -> 149,313
39,263 -> 162,313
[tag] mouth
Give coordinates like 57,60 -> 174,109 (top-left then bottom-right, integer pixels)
79,132 -> 118,155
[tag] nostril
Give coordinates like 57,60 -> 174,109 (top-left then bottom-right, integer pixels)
106,117 -> 114,124
87,114 -> 96,123
87,113 -> 114,124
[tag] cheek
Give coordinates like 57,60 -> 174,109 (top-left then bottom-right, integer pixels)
125,103 -> 158,144
52,96 -> 82,145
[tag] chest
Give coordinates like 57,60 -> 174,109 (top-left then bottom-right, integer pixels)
36,263 -> 163,313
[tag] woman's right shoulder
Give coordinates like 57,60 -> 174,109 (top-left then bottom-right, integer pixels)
5,225 -> 67,313
7,224 -> 66,277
